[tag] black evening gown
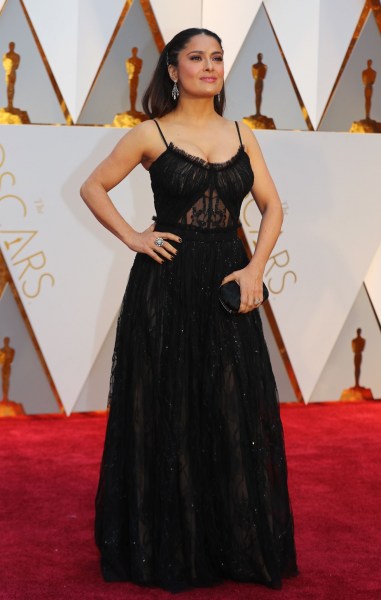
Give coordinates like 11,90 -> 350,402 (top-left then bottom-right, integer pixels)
94,120 -> 299,593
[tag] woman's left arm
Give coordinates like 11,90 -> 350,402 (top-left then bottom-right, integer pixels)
221,122 -> 283,313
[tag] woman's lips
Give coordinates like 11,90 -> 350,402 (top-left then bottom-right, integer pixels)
200,77 -> 217,82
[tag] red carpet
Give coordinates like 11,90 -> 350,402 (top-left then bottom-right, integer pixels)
1,402 -> 381,600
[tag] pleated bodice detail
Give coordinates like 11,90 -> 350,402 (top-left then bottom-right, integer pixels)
149,121 -> 254,229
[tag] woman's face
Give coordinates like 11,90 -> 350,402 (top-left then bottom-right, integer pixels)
170,34 -> 224,99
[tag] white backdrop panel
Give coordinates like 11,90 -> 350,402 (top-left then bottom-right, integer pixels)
264,0 -> 365,129
24,0 -> 126,122
150,0 -> 202,43
78,0 -> 159,124
202,0 -> 262,78
72,314 -> 117,412
264,0 -> 319,127
310,285 -> 381,401
0,284 -> 58,414
261,309 -> 298,403
365,243 -> 381,326
224,5 -> 306,130
242,130 -> 381,402
0,125 -> 154,415
0,0 -> 65,123
319,12 -> 381,132
317,0 -> 364,128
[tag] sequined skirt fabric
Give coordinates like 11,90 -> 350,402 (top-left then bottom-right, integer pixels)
94,227 -> 298,592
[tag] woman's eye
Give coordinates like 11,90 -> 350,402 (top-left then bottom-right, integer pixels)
189,55 -> 223,62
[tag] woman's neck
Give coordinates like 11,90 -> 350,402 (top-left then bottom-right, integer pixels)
168,96 -> 221,125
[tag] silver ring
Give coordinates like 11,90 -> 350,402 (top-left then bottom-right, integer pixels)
154,237 -> 165,247
254,298 -> 261,306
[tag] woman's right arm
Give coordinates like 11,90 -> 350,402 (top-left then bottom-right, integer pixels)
80,121 -> 180,264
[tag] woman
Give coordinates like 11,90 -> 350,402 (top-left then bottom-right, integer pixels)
81,27 -> 298,593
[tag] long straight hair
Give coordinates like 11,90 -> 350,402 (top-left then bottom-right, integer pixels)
142,28 -> 226,118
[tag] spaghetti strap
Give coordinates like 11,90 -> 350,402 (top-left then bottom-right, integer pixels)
234,121 -> 243,148
153,119 -> 169,149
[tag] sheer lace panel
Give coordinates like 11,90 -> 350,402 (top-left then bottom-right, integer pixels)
149,119 -> 254,230
178,188 -> 235,229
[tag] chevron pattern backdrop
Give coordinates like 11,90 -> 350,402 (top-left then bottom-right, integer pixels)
0,0 -> 380,415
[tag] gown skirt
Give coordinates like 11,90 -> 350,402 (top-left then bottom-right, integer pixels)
94,224 -> 299,593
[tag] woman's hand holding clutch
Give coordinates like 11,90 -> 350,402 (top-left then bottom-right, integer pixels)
220,266 -> 268,314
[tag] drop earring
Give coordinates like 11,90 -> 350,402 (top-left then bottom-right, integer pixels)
217,93 -> 221,102
172,80 -> 179,100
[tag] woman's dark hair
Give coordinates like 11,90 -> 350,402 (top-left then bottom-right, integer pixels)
142,28 -> 226,118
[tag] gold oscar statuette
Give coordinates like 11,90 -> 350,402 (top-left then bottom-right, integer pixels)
113,47 -> 149,128
0,42 -> 30,125
350,59 -> 381,133
0,336 -> 25,416
243,53 -> 276,130
340,328 -> 374,401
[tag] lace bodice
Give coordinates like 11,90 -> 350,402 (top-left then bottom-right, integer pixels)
149,121 -> 254,229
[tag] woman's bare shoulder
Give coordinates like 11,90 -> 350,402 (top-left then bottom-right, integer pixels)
237,120 -> 257,137
122,118 -> 157,141
235,120 -> 261,151
111,119 -> 160,156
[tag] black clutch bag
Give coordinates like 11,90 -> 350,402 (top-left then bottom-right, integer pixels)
219,280 -> 269,314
